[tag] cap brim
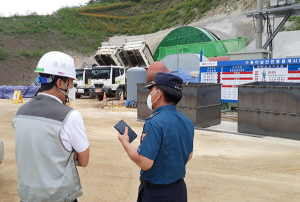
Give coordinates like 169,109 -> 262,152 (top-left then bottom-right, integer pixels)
143,81 -> 156,89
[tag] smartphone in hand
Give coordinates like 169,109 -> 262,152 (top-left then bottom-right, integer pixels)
114,120 -> 137,143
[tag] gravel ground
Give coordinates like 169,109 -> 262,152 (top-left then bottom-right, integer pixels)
0,98 -> 300,202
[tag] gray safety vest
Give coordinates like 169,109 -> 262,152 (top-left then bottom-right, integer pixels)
12,94 -> 82,202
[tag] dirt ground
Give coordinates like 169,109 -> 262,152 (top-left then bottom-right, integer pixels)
0,97 -> 300,202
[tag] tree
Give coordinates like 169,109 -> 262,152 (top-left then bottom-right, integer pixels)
85,0 -> 101,5
85,0 -> 141,5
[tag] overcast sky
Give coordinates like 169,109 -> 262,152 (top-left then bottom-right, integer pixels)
0,0 -> 89,17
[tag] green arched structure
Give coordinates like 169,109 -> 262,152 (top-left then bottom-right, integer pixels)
153,26 -> 219,61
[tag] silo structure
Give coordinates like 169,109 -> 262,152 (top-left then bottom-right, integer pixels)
127,67 -> 147,102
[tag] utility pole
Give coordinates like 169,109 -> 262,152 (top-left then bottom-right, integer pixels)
256,0 -> 263,49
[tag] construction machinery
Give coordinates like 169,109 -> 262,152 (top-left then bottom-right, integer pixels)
75,36 -> 154,101
94,36 -> 154,69
74,65 -> 126,101
74,67 -> 92,98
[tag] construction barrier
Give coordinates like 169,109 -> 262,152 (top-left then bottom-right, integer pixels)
137,83 -> 221,128
12,90 -> 23,103
238,82 -> 300,140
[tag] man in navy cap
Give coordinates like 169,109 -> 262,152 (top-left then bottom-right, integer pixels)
118,72 -> 194,202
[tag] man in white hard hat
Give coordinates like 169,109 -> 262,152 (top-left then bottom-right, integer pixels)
12,51 -> 89,202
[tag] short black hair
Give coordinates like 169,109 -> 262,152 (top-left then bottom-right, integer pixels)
40,73 -> 68,92
156,84 -> 182,105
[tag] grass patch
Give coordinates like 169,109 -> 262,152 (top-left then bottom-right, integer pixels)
19,49 -> 47,58
286,16 -> 300,31
0,47 -> 8,60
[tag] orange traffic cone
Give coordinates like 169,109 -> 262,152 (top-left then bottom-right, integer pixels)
103,92 -> 107,101
120,92 -> 124,101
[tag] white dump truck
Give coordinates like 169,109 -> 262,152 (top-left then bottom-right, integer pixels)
74,65 -> 126,101
76,37 -> 154,101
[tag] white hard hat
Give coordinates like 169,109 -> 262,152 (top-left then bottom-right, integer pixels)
35,51 -> 77,80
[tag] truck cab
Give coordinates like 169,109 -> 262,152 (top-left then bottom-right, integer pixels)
91,66 -> 126,100
74,67 -> 92,98
74,66 -> 126,101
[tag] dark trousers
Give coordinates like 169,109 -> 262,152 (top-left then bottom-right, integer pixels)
137,179 -> 187,202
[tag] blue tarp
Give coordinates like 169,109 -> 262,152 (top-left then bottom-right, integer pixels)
0,86 -> 39,99
171,72 -> 199,83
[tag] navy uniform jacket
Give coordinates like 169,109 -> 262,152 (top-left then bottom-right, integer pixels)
137,105 -> 194,184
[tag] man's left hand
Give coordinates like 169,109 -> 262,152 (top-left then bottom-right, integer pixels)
74,151 -> 78,160
118,127 -> 130,145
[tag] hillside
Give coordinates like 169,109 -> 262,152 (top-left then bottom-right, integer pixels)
0,0 -> 299,86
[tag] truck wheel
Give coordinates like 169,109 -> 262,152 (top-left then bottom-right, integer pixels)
89,93 -> 96,99
116,88 -> 124,100
76,94 -> 81,99
97,94 -> 103,101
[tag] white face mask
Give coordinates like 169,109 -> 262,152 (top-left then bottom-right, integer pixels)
68,87 -> 76,103
58,80 -> 75,104
147,90 -> 159,110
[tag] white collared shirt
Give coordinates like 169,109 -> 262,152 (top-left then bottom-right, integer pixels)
39,93 -> 89,152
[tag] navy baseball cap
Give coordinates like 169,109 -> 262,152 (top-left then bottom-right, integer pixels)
144,73 -> 183,91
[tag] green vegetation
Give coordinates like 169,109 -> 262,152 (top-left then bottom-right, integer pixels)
0,0 -> 299,59
287,16 -> 300,31
0,47 -> 7,60
0,0 -> 224,57
221,102 -> 229,110
19,49 -> 47,58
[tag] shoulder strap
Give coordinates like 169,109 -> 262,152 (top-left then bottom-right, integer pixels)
146,112 -> 160,120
